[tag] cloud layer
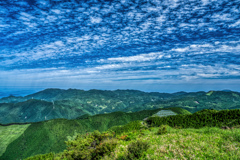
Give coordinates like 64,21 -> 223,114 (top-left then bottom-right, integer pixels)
1,0 -> 240,91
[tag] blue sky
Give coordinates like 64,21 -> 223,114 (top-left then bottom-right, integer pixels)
0,0 -> 240,93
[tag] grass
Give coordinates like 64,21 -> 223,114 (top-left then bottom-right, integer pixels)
0,124 -> 30,156
206,91 -> 214,96
18,108 -> 240,160
1,108 -> 180,160
103,126 -> 240,160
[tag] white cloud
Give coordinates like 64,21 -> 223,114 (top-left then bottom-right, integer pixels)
171,47 -> 189,52
51,9 -> 61,14
107,52 -> 163,62
90,16 -> 102,24
230,20 -> 240,27
54,41 -> 64,46
95,64 -> 126,70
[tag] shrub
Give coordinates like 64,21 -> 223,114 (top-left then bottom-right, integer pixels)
125,140 -> 149,159
24,152 -> 54,160
119,131 -> 138,141
174,125 -> 182,129
94,139 -> 118,159
120,135 -> 128,140
62,130 -> 117,160
157,125 -> 168,135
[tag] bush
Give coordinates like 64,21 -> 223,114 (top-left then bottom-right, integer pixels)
62,130 -> 117,160
94,139 -> 118,159
119,131 -> 138,141
125,140 -> 149,159
157,125 -> 168,135
174,126 -> 182,129
24,152 -> 54,160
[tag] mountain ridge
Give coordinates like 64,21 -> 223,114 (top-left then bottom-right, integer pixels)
0,89 -> 240,124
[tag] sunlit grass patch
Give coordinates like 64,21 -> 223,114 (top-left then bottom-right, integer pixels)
0,124 -> 30,156
103,127 -> 240,160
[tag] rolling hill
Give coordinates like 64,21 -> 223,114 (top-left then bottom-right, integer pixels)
0,107 -> 190,160
0,89 -> 240,124
25,108 -> 240,160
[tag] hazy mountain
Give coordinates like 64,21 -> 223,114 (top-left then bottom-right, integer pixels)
0,89 -> 240,124
0,89 -> 172,124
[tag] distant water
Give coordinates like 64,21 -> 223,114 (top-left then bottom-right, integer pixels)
0,87 -> 45,98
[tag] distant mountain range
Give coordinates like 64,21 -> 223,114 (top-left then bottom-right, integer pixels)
0,88 -> 240,124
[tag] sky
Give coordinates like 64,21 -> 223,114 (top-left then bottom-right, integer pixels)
0,0 -> 240,94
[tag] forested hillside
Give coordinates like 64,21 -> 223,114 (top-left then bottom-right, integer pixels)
0,107 -> 189,160
0,89 -> 240,124
24,108 -> 240,160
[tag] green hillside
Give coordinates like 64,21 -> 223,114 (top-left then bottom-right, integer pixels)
0,124 -> 30,156
149,91 -> 240,113
0,99 -> 89,124
0,89 -> 172,124
1,89 -> 240,124
24,108 -> 240,160
0,107 -> 188,160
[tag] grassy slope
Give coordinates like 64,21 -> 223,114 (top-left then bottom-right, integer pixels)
104,126 -> 240,159
1,108 -> 187,160
25,108 -> 240,160
0,124 -> 30,156
161,107 -> 192,115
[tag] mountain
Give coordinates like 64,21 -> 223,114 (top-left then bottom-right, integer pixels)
24,108 -> 240,160
0,88 -> 173,104
0,89 -> 172,124
0,99 -> 87,124
149,90 -> 240,113
0,107 -> 190,160
0,89 -> 240,124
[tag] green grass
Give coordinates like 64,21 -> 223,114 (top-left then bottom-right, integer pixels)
23,108 -> 240,159
206,91 -> 214,96
103,126 -> 240,159
1,108 -> 186,160
25,125 -> 240,160
162,107 -> 192,115
0,124 -> 30,156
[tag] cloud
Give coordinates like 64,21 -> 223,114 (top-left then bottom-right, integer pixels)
0,0 -> 240,90
106,52 -> 163,62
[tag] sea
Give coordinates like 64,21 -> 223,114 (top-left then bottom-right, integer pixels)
0,87 -> 45,98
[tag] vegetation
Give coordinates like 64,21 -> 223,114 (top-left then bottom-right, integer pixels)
123,140 -> 150,160
0,124 -> 30,156
24,109 -> 240,160
157,125 -> 168,135
146,109 -> 240,129
1,89 -> 240,159
25,152 -> 54,160
1,108 -> 185,160
110,121 -> 146,135
62,130 -> 118,160
1,89 -> 240,124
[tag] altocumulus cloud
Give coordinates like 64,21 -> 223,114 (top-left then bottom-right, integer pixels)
0,0 -> 240,92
